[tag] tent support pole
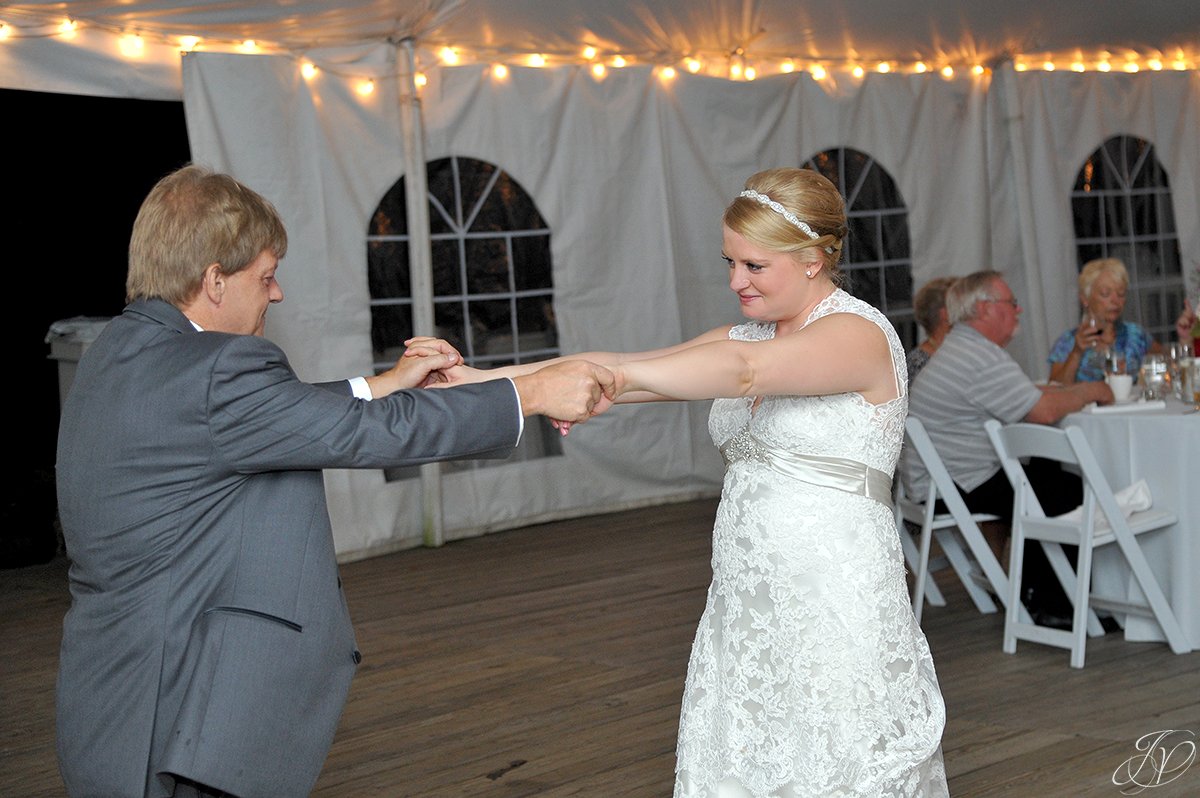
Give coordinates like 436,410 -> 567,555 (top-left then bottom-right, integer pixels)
395,37 -> 444,547
999,61 -> 1050,354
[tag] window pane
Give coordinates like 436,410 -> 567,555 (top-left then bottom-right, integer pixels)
1076,243 -> 1104,266
433,301 -> 466,353
1072,195 -> 1103,238
1073,156 -> 1099,192
426,158 -> 461,233
470,299 -> 515,357
848,265 -> 882,306
464,238 -> 512,295
455,157 -> 498,222
517,295 -> 556,337
370,303 -> 412,362
881,212 -> 910,259
472,173 -> 547,231
368,240 -> 411,299
370,182 -> 408,236
1157,191 -> 1177,234
1103,194 -> 1129,238
431,239 -> 463,295
848,215 -> 880,263
513,235 -> 553,290
1131,193 -> 1158,232
1162,242 -> 1181,277
884,265 -> 913,309
1140,290 -> 1167,330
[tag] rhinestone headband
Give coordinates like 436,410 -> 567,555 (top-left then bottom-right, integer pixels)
739,189 -> 820,240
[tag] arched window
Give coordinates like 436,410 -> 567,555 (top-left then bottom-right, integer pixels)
367,156 -> 562,475
1071,135 -> 1184,342
803,148 -> 915,348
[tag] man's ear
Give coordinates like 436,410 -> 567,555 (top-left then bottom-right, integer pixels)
201,263 -> 224,304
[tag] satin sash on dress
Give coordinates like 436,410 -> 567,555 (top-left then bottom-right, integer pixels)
721,433 -> 893,508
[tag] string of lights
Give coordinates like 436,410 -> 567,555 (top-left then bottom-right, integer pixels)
0,11 -> 1195,96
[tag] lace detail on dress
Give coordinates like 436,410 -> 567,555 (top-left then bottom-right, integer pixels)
676,290 -> 947,797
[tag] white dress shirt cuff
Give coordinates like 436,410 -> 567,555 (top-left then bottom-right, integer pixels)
348,376 -> 373,400
505,377 -> 525,445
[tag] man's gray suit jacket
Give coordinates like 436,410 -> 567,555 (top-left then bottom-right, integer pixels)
55,299 -> 521,797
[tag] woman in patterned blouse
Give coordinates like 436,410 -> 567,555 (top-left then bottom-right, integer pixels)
1047,257 -> 1162,384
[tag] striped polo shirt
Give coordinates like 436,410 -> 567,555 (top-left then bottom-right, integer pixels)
904,323 -> 1042,496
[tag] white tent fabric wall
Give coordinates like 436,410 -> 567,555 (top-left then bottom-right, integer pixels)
181,51 -> 1003,558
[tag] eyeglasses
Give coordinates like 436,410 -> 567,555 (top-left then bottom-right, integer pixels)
984,296 -> 1019,308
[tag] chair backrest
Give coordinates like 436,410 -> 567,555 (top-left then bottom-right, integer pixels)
903,416 -> 980,526
984,419 -> 1125,531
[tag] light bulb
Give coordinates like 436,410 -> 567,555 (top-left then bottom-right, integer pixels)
300,62 -> 318,80
439,47 -> 458,65
178,36 -> 200,52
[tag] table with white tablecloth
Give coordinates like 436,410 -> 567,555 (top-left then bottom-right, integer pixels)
1062,397 -> 1199,651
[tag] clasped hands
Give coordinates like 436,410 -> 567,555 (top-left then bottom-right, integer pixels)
386,336 -> 620,432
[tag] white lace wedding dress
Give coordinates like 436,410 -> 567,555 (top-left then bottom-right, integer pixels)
675,290 -> 948,797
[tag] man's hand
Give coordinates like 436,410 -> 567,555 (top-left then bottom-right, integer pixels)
512,361 -> 616,425
1086,380 -> 1115,406
366,338 -> 464,397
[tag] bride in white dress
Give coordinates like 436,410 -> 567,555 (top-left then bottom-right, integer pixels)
436,167 -> 947,796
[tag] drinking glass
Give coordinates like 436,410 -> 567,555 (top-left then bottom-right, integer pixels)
1167,342 -> 1193,400
1104,349 -> 1126,376
1140,353 -> 1168,400
1187,359 -> 1200,411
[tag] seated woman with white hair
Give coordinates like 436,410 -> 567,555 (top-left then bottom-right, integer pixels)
1047,257 -> 1162,384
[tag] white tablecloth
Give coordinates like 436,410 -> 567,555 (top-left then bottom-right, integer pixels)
1062,398 -> 1199,650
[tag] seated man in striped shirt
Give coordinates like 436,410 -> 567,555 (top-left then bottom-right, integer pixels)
904,270 -> 1113,621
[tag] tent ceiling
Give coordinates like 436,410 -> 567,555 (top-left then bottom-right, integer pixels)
2,0 -> 1197,67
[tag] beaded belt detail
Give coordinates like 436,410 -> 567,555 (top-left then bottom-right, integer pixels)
720,430 -> 893,508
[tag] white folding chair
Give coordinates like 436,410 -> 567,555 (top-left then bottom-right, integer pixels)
984,419 -> 1188,668
899,416 -> 1027,625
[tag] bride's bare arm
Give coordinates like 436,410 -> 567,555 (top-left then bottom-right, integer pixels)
419,324 -> 734,403
616,314 -> 898,405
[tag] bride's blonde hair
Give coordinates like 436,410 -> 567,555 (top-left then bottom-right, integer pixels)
723,168 -> 848,284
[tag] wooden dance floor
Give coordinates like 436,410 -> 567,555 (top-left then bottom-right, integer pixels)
4,498 -> 1198,796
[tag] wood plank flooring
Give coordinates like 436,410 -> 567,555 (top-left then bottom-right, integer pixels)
3,497 -> 1198,796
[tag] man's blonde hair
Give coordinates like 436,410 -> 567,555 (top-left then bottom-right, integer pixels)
126,165 -> 288,305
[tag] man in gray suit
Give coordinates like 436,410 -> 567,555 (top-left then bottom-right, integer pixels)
55,165 -> 614,797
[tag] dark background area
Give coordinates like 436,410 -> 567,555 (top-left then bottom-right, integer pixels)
1,88 -> 191,568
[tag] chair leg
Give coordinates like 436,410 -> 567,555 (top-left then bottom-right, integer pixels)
936,530 -> 1000,614
1003,529 -> 1025,655
912,520 -> 935,624
1069,541 -> 1094,669
1041,541 -> 1105,637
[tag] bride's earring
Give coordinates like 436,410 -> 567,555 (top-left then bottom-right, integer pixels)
805,269 -> 813,278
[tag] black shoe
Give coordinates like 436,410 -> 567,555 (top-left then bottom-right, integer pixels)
1031,607 -> 1073,630
1022,587 -> 1073,630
